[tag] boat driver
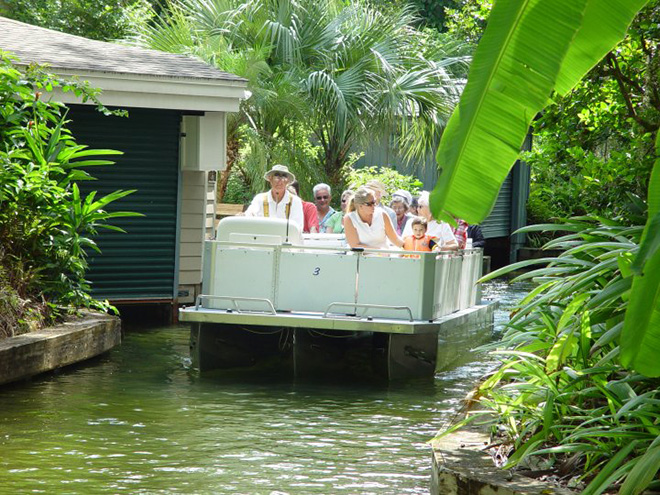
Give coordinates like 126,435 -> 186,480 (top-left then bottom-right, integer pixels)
244,164 -> 304,228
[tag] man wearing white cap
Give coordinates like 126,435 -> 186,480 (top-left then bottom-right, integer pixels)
244,164 -> 304,228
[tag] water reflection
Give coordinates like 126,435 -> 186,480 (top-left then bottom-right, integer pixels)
0,281 -> 529,494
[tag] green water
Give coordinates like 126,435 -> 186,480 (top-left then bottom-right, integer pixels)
0,282 -> 524,494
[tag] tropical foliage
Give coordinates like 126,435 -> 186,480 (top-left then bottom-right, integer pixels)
370,0 -> 462,32
430,0 -> 649,225
344,165 -> 424,200
440,215 -> 660,493
428,0 -> 660,491
444,0 -> 491,44
124,0 -> 466,195
0,0 -> 154,41
0,53 -> 138,337
526,1 -> 660,225
427,0 -> 660,373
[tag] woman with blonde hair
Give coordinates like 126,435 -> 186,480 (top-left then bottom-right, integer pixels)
344,187 -> 404,249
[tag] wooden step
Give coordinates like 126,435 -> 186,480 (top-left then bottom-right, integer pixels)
216,203 -> 244,218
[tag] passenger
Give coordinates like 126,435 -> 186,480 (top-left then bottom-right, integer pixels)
403,217 -> 439,255
289,181 -> 319,233
344,187 -> 404,249
313,183 -> 335,232
467,224 -> 486,248
325,190 -> 353,233
390,194 -> 413,236
392,189 -> 413,206
453,217 -> 469,249
365,180 -> 397,226
244,164 -> 304,228
452,218 -> 486,249
401,191 -> 458,250
409,196 -> 419,216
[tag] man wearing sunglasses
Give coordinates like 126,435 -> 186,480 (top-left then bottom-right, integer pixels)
244,164 -> 304,228
313,183 -> 335,232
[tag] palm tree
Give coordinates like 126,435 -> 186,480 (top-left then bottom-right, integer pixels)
124,0 -> 466,190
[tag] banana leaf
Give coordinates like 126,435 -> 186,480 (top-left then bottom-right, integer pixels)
621,132 -> 660,376
430,0 -> 649,224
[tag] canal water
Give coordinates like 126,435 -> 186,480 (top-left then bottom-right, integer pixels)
0,282 -> 526,494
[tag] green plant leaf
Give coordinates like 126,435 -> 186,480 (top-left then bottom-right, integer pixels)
581,440 -> 638,495
621,132 -> 660,376
619,445 -> 660,495
430,0 -> 649,224
554,0 -> 649,96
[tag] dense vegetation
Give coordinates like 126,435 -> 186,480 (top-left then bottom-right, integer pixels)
453,215 -> 660,493
431,0 -> 660,492
124,0 -> 468,199
0,53 -> 137,338
526,1 -> 660,228
0,0 -> 154,41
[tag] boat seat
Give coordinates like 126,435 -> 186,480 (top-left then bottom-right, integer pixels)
302,233 -> 346,249
216,216 -> 302,245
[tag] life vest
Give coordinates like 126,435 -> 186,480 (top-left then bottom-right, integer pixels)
263,193 -> 292,219
403,234 -> 435,252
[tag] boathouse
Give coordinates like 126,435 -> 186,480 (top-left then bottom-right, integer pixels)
0,17 -> 247,315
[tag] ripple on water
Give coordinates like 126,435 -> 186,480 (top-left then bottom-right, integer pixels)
0,281 -> 529,494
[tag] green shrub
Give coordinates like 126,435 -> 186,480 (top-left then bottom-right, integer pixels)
438,214 -> 660,494
228,123 -> 325,202
0,52 -> 138,333
343,165 -> 424,202
525,140 -> 652,225
222,168 -> 253,205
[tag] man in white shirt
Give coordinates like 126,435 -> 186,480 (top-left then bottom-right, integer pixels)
244,164 -> 304,229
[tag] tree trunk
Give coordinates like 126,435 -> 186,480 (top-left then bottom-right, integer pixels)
216,136 -> 240,203
323,137 -> 350,189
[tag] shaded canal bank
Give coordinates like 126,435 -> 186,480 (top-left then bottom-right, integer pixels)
0,282 -> 526,494
0,312 -> 120,386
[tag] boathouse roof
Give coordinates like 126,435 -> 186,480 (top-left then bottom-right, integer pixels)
0,16 -> 246,112
0,16 -> 245,83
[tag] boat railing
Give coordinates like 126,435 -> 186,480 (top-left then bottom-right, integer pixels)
323,302 -> 414,321
195,295 -> 277,314
197,217 -> 484,322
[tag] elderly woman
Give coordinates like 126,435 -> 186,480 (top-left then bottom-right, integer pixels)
313,183 -> 335,232
390,194 -> 413,236
344,187 -> 404,249
325,189 -> 353,233
402,191 -> 458,250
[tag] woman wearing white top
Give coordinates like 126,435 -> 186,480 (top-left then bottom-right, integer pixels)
344,187 -> 404,249
401,191 -> 458,250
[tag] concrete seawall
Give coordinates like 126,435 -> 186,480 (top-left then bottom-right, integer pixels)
0,312 -> 121,386
431,427 -> 577,495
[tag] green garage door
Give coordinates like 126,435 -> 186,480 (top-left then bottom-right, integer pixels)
68,105 -> 181,301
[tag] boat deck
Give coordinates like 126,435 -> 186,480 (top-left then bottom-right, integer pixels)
180,299 -> 497,335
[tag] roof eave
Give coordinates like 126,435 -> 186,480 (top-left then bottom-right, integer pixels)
42,67 -> 247,113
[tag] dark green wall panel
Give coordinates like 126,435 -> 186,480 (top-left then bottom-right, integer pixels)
68,105 -> 181,300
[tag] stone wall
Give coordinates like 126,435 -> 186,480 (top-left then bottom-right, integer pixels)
0,312 -> 121,386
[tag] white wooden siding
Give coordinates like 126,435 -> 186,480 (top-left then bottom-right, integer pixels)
179,171 -> 207,290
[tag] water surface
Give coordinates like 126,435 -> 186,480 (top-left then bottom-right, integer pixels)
0,281 -> 525,494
